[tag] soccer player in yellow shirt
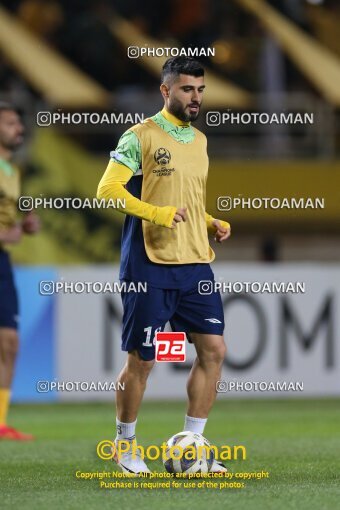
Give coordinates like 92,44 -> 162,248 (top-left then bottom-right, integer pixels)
98,57 -> 231,473
0,102 -> 40,440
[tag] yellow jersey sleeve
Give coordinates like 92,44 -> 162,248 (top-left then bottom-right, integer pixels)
97,161 -> 177,228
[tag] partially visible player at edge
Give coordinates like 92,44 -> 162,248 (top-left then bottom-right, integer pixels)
0,102 -> 40,440
97,57 -> 231,473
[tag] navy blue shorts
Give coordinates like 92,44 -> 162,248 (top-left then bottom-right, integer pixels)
121,271 -> 225,361
0,250 -> 19,330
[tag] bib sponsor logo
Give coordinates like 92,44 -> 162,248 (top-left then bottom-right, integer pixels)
153,148 -> 175,176
154,147 -> 171,166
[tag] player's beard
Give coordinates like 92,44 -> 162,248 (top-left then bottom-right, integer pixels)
0,134 -> 23,152
168,97 -> 200,122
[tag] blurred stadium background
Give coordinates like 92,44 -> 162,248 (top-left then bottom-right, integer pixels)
1,1 -> 340,509
0,0 -> 339,405
0,0 -> 340,401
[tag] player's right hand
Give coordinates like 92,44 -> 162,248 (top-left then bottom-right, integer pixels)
171,207 -> 187,228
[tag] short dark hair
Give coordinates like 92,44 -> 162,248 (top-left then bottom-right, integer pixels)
161,56 -> 204,85
0,101 -> 21,116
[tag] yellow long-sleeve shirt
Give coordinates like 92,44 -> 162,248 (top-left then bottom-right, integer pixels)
97,160 -> 228,233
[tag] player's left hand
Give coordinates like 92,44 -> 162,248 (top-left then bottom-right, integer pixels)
212,219 -> 231,243
22,211 -> 41,234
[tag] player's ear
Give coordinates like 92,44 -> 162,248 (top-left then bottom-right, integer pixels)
160,83 -> 170,99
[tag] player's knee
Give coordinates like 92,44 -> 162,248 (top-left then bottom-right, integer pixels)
136,360 -> 155,384
128,351 -> 155,381
138,357 -> 155,376
200,340 -> 226,365
0,330 -> 19,362
211,341 -> 226,364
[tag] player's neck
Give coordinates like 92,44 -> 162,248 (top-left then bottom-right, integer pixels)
161,107 -> 190,127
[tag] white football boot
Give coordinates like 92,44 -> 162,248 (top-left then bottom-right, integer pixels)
112,439 -> 151,476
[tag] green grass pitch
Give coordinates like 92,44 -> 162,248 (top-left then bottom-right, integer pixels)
1,399 -> 339,510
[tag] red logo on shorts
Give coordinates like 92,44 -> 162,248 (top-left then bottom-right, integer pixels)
155,332 -> 186,362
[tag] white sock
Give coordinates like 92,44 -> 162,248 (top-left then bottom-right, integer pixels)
116,418 -> 137,442
184,415 -> 207,434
